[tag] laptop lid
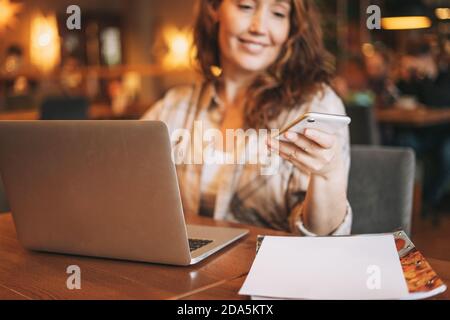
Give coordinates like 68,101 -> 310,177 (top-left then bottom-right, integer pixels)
0,120 -> 192,265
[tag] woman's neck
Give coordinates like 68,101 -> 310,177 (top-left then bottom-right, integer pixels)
219,61 -> 258,106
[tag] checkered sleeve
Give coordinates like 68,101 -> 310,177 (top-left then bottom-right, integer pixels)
286,86 -> 353,236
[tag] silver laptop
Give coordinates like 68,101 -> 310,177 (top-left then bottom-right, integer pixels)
0,120 -> 248,266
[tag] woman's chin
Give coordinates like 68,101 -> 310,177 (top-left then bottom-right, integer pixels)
231,58 -> 271,74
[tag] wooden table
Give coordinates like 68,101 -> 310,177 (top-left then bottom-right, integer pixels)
376,107 -> 450,127
0,213 -> 448,300
0,213 -> 285,300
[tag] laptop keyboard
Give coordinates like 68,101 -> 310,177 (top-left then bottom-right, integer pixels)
188,238 -> 213,252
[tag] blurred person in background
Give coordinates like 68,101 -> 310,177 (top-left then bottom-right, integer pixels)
394,40 -> 450,215
333,56 -> 375,108
397,40 -> 450,108
363,46 -> 399,108
142,0 -> 352,236
335,46 -> 400,109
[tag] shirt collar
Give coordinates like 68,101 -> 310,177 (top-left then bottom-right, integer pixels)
202,81 -> 226,124
206,80 -> 224,110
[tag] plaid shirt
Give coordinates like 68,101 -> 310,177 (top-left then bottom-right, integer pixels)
142,81 -> 352,235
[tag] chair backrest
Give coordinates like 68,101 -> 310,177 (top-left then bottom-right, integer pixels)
346,105 -> 380,145
40,96 -> 89,120
348,146 -> 415,236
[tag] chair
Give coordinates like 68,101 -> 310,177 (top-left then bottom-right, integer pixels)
348,145 -> 415,236
39,96 -> 89,120
346,105 -> 380,145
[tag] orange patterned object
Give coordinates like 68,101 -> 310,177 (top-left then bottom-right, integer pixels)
400,248 -> 445,293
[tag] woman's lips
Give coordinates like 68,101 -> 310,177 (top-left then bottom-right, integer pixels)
238,38 -> 269,54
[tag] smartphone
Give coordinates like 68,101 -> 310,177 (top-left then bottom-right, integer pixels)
273,112 -> 351,141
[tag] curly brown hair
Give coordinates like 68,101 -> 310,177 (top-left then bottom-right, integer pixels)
193,0 -> 335,129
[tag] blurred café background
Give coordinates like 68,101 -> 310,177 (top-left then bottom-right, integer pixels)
0,0 -> 449,258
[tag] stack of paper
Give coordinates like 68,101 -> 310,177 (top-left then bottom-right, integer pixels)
239,235 -> 411,300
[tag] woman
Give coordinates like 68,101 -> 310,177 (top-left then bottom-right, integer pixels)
142,0 -> 352,236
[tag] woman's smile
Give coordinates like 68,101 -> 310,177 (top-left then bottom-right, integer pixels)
237,37 -> 270,55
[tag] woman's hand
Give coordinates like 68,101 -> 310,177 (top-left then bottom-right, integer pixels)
267,128 -> 349,236
267,128 -> 344,180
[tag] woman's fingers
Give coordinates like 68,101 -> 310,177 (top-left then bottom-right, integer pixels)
267,128 -> 341,177
283,131 -> 319,155
303,129 -> 336,149
268,139 -> 320,173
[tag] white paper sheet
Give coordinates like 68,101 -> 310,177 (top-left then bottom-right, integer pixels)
239,235 -> 409,300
